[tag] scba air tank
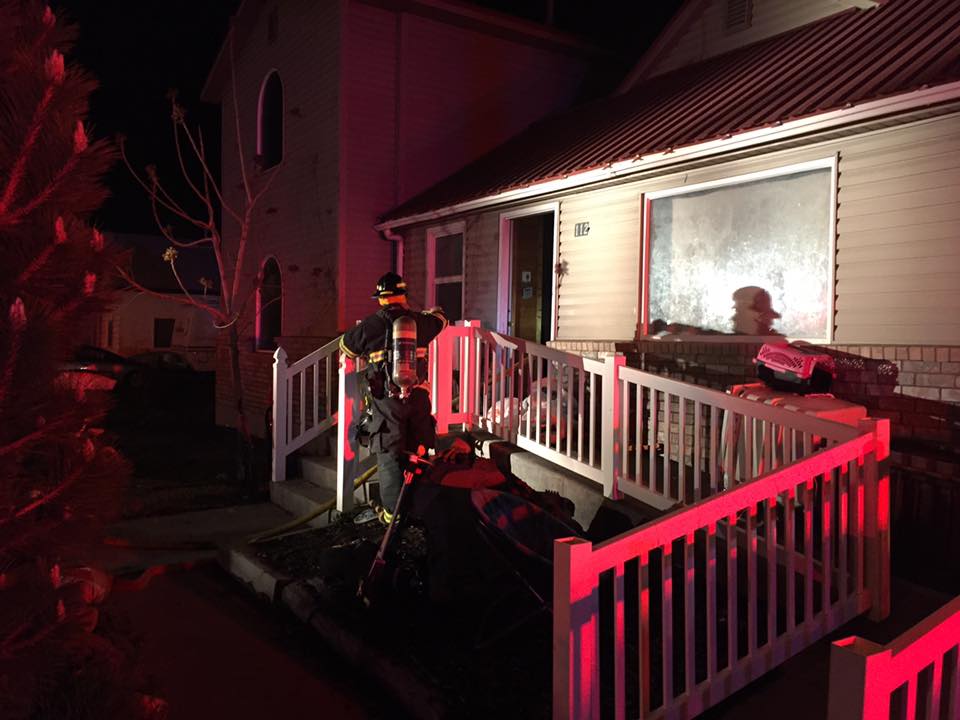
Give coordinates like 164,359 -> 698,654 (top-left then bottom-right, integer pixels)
391,315 -> 418,398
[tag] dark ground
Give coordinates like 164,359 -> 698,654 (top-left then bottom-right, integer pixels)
103,379 -> 269,519
101,564 -> 403,720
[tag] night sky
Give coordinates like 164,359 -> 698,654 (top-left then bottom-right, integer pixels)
51,0 -> 681,235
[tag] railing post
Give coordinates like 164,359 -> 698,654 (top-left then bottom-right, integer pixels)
432,326 -> 455,434
337,354 -> 359,513
601,354 -> 626,499
463,320 -> 481,430
271,346 -> 288,483
860,418 -> 891,622
827,637 -> 888,720
553,538 -> 599,720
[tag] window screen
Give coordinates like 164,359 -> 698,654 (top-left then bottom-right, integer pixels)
647,167 -> 832,340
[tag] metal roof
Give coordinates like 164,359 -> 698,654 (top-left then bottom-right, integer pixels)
381,0 -> 960,225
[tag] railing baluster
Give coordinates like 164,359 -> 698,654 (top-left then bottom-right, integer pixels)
822,471 -> 833,630
709,405 -> 718,497
685,533 -> 696,696
312,361 -> 319,429
766,496 -> 777,650
621,379 -> 630,482
663,543 -> 674,705
639,550 -> 651,717
499,348 -> 507,438
577,367 -> 585,462
838,465 -> 849,606
663,392 -> 672,500
286,375 -> 293,443
707,521 -> 718,681
727,514 -> 738,668
747,506 -> 757,654
785,486 -> 797,637
299,368 -> 306,437
679,397 -> 687,503
803,482 -> 815,630
850,459 -> 864,606
724,412 -> 736,490
929,656 -> 944,720
325,356 -> 332,419
588,372 -> 595,468
905,677 -> 918,720
546,361 -> 553,450
614,561 -> 626,720
745,415 -> 754,482
535,354 -> 542,446
635,384 -> 643,487
556,361 -> 563,453
650,390 -> 659,493
566,365 -> 574,458
948,647 -> 960,719
694,400 -> 703,502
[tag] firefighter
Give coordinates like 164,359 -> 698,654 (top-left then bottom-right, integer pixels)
339,272 -> 447,524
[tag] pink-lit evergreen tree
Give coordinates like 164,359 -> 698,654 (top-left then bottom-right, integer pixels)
0,2 -> 145,716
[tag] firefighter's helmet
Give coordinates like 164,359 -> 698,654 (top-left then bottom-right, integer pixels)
372,272 -> 407,299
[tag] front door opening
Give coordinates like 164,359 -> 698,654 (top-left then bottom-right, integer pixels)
508,213 -> 554,344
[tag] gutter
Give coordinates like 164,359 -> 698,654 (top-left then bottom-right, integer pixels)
381,228 -> 404,276
375,80 -> 960,231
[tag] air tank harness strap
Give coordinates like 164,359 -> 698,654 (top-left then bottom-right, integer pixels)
367,347 -> 428,363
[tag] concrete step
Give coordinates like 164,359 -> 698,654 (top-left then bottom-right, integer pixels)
269,478 -> 368,528
300,452 -> 376,490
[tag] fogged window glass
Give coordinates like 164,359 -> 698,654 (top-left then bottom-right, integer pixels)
435,233 -> 463,278
648,168 -> 831,339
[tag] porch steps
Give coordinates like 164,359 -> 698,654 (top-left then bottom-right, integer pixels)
269,453 -> 375,527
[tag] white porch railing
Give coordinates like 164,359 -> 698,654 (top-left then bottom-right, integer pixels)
271,338 -> 339,483
828,595 -> 960,719
273,323 -> 894,718
429,323 -> 867,511
274,321 -> 879,514
553,418 -> 891,719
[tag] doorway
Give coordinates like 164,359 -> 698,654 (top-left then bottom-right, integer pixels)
498,207 -> 557,344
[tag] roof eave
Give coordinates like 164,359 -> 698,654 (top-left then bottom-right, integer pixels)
376,80 -> 960,231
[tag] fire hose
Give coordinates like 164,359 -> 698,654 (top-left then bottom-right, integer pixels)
246,464 -> 378,544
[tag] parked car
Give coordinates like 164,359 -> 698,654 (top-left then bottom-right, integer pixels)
58,345 -> 146,394
60,347 -> 212,423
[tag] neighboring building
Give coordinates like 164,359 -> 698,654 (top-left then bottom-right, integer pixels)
90,233 -> 220,370
201,0 -> 601,434
378,0 -> 960,476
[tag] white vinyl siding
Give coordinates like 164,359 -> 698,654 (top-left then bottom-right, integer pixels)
556,186 -> 641,341
835,115 -> 960,344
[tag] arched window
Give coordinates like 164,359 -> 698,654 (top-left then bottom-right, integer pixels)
257,71 -> 283,169
257,258 -> 282,350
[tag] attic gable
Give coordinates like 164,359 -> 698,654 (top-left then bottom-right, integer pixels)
619,0 -> 880,92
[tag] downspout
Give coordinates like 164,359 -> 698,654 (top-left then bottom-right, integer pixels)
381,227 -> 404,276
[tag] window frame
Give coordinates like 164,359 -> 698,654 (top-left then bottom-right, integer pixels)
426,221 -> 466,322
256,70 -> 284,171
640,156 -> 838,343
256,256 -> 283,352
